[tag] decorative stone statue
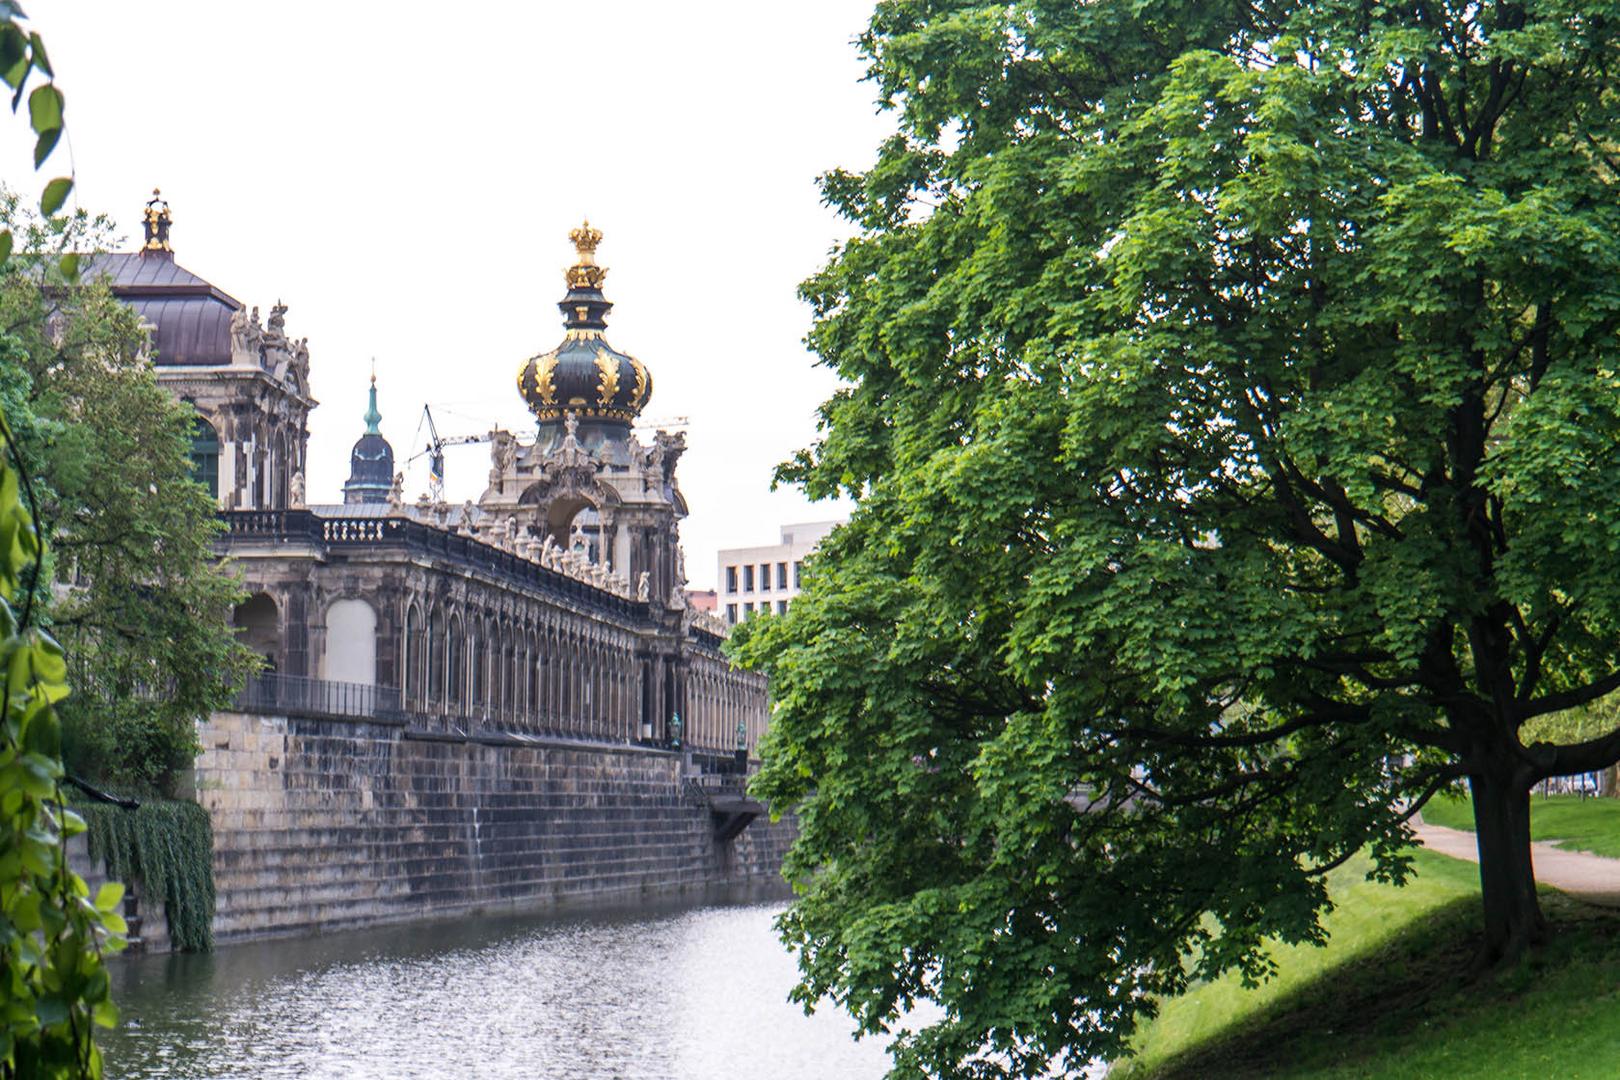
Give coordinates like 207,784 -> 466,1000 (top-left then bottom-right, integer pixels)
636,571 -> 650,602
389,472 -> 405,508
505,516 -> 518,544
267,301 -> 288,339
459,500 -> 476,536
676,548 -> 687,587
492,431 -> 516,475
229,306 -> 253,359
668,586 -> 687,610
563,411 -> 580,441
289,469 -> 305,508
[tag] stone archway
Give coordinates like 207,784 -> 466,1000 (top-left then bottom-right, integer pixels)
233,592 -> 280,672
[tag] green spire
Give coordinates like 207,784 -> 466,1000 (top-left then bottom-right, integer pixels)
364,365 -> 381,434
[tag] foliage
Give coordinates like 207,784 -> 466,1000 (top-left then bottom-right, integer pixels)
0,9 -> 130,1077
1424,792 -> 1620,860
1115,851 -> 1620,1080
1,407 -> 126,1077
736,0 -> 1620,1074
0,194 -> 258,796
77,799 -> 214,953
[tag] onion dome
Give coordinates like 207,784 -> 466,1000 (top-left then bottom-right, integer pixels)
343,371 -> 395,504
516,222 -> 652,429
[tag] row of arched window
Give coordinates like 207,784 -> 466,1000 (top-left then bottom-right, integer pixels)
400,603 -> 648,743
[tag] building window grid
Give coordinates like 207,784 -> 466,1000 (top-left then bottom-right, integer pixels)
743,565 -> 754,592
776,562 -> 787,590
726,603 -> 738,625
793,561 -> 802,588
725,565 -> 738,594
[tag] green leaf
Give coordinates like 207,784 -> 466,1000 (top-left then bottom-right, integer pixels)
93,882 -> 123,913
34,996 -> 67,1027
30,122 -> 55,166
0,228 -> 13,264
38,174 -> 69,215
0,24 -> 25,90
27,32 -> 49,77
25,81 -> 58,136
56,250 -> 77,280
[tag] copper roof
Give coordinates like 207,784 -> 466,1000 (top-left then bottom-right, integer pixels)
84,251 -> 241,366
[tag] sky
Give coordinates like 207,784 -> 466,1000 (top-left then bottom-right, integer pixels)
0,1 -> 890,590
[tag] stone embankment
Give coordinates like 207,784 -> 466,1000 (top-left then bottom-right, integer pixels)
84,710 -> 793,950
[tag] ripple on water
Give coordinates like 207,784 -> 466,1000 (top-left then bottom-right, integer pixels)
102,901 -> 916,1080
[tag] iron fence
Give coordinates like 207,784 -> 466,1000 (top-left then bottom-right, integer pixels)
234,673 -> 405,721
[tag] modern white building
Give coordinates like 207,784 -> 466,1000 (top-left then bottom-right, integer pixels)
717,520 -> 841,625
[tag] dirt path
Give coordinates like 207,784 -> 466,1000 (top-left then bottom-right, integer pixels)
1413,820 -> 1620,907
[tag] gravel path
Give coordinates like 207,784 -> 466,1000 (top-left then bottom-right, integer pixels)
1413,820 -> 1620,907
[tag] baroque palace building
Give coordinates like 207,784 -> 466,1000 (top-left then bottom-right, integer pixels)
103,192 -> 762,757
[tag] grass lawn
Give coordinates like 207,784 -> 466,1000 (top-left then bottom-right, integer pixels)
1111,848 -> 1620,1079
1422,791 -> 1620,860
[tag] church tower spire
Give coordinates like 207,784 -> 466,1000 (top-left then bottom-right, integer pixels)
344,366 -> 395,505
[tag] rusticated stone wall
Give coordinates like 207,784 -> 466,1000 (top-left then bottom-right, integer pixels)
193,711 -> 793,944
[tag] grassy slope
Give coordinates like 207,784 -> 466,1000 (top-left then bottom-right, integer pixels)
1422,791 -> 1620,859
1113,848 -> 1620,1079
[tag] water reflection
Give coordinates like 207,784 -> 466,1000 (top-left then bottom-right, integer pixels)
104,891 -> 907,1079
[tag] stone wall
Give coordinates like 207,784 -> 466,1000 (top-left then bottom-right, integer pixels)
194,711 -> 794,944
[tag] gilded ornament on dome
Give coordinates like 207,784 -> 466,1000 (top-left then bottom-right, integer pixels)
630,356 -> 649,407
565,220 -> 607,291
565,263 -> 608,290
594,348 -> 621,408
532,352 -> 559,406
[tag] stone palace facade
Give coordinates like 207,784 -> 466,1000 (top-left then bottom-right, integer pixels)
104,192 -> 765,758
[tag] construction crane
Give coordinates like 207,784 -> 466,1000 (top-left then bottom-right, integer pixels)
406,405 -> 490,503
632,415 -> 690,434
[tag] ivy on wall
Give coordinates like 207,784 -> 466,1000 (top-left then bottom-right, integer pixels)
78,800 -> 215,953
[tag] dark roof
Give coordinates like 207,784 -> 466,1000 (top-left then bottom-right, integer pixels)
83,251 -> 242,366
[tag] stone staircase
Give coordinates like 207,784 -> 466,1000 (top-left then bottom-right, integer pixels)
64,833 -> 167,954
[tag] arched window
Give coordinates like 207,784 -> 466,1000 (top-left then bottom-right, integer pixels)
191,416 -> 220,500
447,614 -> 464,706
403,603 -> 422,702
323,598 -> 378,685
429,608 -> 446,703
232,592 -> 279,672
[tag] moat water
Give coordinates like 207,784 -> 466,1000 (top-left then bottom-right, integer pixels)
102,892 -> 913,1079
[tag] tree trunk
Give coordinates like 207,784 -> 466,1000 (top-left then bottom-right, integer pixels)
1600,764 -> 1618,798
1468,771 -> 1546,965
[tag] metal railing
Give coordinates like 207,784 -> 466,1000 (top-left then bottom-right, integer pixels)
235,673 -> 405,722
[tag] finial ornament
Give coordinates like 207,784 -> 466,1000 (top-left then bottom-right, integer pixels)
565,219 -> 608,291
363,364 -> 382,435
142,188 -> 172,252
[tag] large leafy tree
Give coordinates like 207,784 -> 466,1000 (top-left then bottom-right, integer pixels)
0,198 -> 256,795
737,1 -> 1620,1074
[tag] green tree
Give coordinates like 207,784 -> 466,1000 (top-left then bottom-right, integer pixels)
0,8 -> 129,1076
0,197 -> 257,795
736,1 -> 1620,1074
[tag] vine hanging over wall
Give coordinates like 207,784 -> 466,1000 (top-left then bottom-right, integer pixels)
78,799 -> 215,952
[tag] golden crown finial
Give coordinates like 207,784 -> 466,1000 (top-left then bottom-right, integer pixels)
142,187 -> 172,252
565,218 -> 608,291
570,219 -> 603,258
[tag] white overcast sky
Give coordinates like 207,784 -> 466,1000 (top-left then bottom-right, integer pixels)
1,1 -> 888,590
